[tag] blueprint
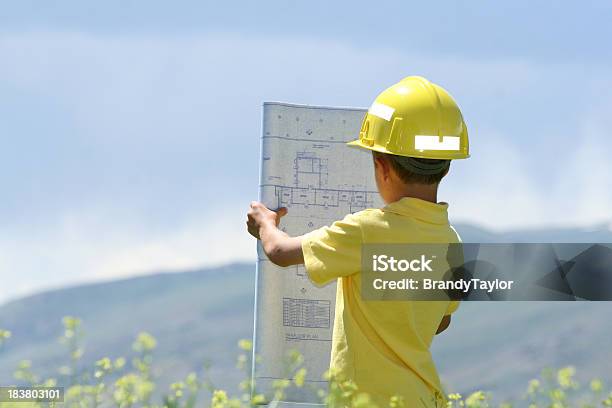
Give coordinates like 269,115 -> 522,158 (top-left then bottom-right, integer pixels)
253,102 -> 383,405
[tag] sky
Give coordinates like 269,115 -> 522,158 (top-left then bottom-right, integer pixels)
1,1 -> 612,304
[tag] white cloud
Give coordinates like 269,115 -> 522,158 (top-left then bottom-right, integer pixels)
443,108 -> 612,230
0,206 -> 255,305
90,209 -> 256,280
559,99 -> 612,226
441,128 -> 545,230
0,31 -> 611,302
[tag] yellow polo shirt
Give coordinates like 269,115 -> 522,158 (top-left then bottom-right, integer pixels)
301,197 -> 460,407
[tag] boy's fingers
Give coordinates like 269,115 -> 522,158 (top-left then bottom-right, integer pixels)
246,220 -> 260,239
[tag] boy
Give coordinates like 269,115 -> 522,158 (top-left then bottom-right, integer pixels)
247,76 -> 469,407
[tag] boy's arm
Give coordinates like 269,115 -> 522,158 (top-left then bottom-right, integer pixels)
247,201 -> 304,267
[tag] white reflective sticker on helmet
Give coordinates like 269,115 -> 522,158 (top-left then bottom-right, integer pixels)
414,135 -> 460,151
368,102 -> 394,121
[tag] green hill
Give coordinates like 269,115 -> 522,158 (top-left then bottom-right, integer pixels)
0,224 -> 611,402
0,263 -> 255,396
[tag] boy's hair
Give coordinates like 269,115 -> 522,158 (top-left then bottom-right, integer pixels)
373,151 -> 450,185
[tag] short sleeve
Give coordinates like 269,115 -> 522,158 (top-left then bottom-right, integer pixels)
445,300 -> 460,315
301,212 -> 363,286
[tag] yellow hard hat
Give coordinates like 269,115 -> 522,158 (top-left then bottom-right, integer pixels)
348,76 -> 469,160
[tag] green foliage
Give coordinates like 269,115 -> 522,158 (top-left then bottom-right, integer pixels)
58,316 -> 85,385
0,329 -> 10,349
0,320 -> 610,408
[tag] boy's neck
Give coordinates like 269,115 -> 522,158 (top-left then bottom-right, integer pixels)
387,183 -> 439,204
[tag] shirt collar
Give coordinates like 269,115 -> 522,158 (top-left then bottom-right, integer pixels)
382,197 -> 450,225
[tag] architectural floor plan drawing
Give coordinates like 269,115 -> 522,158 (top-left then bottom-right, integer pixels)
253,102 -> 382,405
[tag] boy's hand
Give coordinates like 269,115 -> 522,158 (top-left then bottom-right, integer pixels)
247,201 -> 288,239
246,202 -> 303,267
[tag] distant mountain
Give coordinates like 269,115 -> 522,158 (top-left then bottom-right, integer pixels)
0,223 -> 611,403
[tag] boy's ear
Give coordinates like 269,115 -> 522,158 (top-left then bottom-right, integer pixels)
373,154 -> 392,180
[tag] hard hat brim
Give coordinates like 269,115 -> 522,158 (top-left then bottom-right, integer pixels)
346,139 -> 470,160
346,139 -> 365,148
